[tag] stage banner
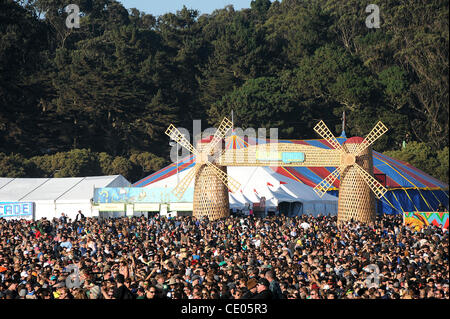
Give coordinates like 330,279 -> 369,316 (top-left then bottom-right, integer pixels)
98,203 -> 125,212
403,211 -> 449,231
94,187 -> 193,204
0,202 -> 34,220
134,203 -> 160,212
169,203 -> 193,211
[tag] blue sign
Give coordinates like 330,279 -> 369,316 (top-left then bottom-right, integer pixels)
281,152 -> 305,163
256,150 -> 305,163
93,187 -> 194,204
0,202 -> 34,219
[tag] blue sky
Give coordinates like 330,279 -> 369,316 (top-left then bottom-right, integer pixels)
118,0 -> 254,16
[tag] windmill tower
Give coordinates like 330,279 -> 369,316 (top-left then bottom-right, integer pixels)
312,121 -> 388,224
165,118 -> 240,220
166,118 -> 388,223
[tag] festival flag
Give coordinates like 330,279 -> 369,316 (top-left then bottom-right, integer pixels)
280,181 -> 287,185
267,182 -> 274,187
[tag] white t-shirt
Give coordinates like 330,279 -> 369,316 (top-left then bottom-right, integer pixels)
300,222 -> 311,230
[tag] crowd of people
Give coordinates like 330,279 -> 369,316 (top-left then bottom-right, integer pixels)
0,211 -> 448,300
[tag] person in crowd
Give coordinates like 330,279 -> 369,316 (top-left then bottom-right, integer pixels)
0,213 -> 448,299
265,269 -> 284,299
241,278 -> 258,299
251,278 -> 273,299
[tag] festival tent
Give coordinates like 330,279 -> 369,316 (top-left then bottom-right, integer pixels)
134,157 -> 338,217
266,179 -> 338,216
228,166 -> 338,216
0,175 -> 130,220
134,163 -> 338,216
133,134 -> 448,216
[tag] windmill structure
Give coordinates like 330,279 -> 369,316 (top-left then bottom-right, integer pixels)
166,118 -> 388,224
165,118 -> 240,221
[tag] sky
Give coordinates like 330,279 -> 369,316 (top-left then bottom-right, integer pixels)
118,0 -> 254,16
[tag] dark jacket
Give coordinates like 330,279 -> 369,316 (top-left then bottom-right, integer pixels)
251,289 -> 273,299
241,289 -> 255,299
113,285 -> 134,299
269,280 -> 284,299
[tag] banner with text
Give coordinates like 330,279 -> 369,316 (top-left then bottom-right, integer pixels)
94,187 -> 194,204
0,202 -> 34,220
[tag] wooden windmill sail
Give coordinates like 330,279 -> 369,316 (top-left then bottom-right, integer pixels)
165,118 -> 240,220
166,118 -> 388,223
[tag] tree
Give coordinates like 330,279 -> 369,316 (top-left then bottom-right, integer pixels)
0,0 -> 447,184
436,147 -> 449,184
264,0 -> 332,66
0,153 -> 27,177
109,156 -> 134,179
208,77 -> 298,137
0,0 -> 51,155
50,149 -> 101,177
129,152 -> 167,181
384,142 -> 444,182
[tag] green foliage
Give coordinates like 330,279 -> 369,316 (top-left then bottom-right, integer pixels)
1,149 -> 167,182
384,142 -> 448,183
29,149 -> 102,177
378,65 -> 410,109
436,147 -> 449,184
129,152 -> 167,177
28,155 -> 54,177
264,0 -> 332,64
97,152 -> 115,176
0,153 -> 27,177
109,156 -> 134,178
0,0 -> 448,185
209,76 -> 298,136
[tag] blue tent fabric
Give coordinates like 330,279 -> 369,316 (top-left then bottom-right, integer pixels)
328,189 -> 449,215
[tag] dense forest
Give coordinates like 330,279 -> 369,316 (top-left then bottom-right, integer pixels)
0,0 -> 448,184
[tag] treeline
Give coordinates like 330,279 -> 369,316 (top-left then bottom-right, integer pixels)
0,0 -> 448,183
0,149 -> 165,182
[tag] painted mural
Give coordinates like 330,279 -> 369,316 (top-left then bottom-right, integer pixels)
93,187 -> 194,204
403,211 -> 449,231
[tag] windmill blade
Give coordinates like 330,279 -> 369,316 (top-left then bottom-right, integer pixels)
313,120 -> 345,153
204,161 -> 241,193
203,117 -> 233,156
165,124 -> 199,156
172,164 -> 200,200
354,121 -> 388,156
354,163 -> 388,199
313,166 -> 342,198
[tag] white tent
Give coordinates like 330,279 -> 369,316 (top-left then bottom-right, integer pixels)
229,192 -> 246,209
227,166 -> 338,217
143,165 -> 337,217
267,170 -> 338,217
0,175 -> 130,220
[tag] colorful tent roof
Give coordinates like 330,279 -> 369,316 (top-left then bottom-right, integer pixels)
133,134 -> 448,190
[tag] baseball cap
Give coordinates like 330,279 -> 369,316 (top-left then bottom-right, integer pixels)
257,278 -> 270,287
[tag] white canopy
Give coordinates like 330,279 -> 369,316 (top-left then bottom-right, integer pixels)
0,175 -> 130,220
